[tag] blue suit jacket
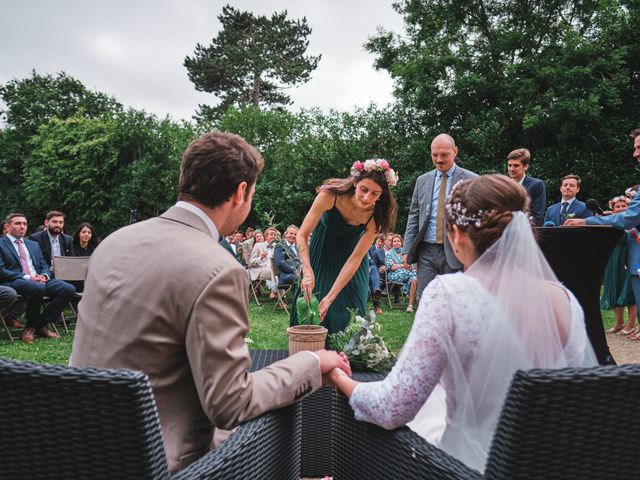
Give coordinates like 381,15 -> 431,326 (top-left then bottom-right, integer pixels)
369,246 -> 386,270
544,199 -> 593,226
274,242 -> 300,276
0,236 -> 51,283
522,176 -> 547,225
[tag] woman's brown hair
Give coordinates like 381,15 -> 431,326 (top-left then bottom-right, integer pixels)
317,169 -> 397,233
445,174 -> 532,256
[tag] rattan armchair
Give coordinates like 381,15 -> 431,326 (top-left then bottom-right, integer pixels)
331,364 -> 640,479
0,358 -> 301,480
3,355 -> 639,480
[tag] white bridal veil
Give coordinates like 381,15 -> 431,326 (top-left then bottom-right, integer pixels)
410,211 -> 597,472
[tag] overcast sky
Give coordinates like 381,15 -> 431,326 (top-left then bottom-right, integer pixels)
1,0 -> 406,122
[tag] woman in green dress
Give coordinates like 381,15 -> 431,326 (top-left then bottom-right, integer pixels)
600,195 -> 637,336
290,159 -> 398,334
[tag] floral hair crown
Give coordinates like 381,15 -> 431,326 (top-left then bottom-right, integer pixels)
350,159 -> 399,187
609,195 -> 631,209
446,201 -> 489,228
625,185 -> 639,199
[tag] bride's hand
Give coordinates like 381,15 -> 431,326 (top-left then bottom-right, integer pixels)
301,272 -> 315,300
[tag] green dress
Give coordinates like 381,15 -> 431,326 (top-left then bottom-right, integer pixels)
290,203 -> 371,335
600,233 -> 635,309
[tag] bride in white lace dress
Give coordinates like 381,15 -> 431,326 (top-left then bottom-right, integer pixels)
329,174 -> 597,473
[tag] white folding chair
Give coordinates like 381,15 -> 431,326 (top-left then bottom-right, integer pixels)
52,256 -> 90,331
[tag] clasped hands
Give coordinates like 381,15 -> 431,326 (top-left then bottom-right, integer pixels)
315,349 -> 352,385
28,274 -> 47,284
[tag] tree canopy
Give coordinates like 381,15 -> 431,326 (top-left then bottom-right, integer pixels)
184,5 -> 320,120
365,0 -> 640,203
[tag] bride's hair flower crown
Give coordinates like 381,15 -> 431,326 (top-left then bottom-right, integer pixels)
446,202 -> 488,228
350,159 -> 399,187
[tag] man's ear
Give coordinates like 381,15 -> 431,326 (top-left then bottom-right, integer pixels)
231,181 -> 248,205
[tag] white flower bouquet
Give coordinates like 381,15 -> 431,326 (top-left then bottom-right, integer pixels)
329,309 -> 395,372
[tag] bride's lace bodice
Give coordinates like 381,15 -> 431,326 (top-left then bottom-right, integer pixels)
350,272 -> 589,431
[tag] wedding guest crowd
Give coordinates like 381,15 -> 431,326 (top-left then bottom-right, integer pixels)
0,212 -> 84,343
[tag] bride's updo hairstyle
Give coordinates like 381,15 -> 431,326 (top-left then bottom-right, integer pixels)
445,174 -> 531,256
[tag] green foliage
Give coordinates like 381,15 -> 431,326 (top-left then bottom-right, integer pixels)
0,71 -> 122,214
184,5 -> 320,120
295,294 -> 320,325
21,108 -> 194,233
366,0 -> 640,204
216,105 -> 428,233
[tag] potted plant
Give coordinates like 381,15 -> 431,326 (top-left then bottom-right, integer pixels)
287,292 -> 328,355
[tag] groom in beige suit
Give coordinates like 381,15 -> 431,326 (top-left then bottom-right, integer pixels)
70,131 -> 350,473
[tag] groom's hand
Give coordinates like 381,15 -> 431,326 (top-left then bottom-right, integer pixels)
315,349 -> 352,377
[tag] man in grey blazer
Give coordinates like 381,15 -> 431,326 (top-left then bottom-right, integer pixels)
403,134 -> 477,298
70,131 -> 350,473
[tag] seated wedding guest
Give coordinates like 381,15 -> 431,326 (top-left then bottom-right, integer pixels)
543,174 -> 593,225
329,174 -> 596,473
385,234 -> 418,313
600,195 -> 637,337
70,131 -> 350,473
70,222 -> 101,293
29,210 -> 75,271
369,234 -> 386,315
73,222 -> 100,257
229,230 -> 245,265
274,225 -> 301,285
0,285 -> 18,324
249,227 -> 278,298
242,228 -> 259,265
0,213 -> 76,343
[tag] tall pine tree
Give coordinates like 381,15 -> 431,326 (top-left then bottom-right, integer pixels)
184,5 -> 320,120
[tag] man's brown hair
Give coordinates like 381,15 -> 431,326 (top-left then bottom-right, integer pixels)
5,213 -> 26,225
561,174 -> 581,187
45,210 -> 65,221
178,131 -> 264,208
506,148 -> 531,166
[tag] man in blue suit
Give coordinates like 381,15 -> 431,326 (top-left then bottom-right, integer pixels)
507,148 -> 547,225
274,225 -> 300,285
0,213 -> 76,343
544,174 -> 594,226
567,131 -> 640,314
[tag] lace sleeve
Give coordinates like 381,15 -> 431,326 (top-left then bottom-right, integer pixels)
349,276 -> 453,430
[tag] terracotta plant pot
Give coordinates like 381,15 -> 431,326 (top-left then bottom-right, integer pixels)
287,325 -> 328,355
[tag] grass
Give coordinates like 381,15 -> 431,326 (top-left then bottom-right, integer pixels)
0,299 -> 621,365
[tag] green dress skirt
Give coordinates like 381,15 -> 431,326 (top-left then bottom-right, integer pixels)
290,205 -> 371,335
600,234 -> 635,309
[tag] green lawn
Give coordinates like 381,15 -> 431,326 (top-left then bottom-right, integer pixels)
0,300 -> 619,365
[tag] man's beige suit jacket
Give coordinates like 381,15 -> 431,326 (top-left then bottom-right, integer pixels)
70,206 -> 321,472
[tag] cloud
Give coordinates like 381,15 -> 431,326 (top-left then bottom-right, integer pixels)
0,0 -> 405,121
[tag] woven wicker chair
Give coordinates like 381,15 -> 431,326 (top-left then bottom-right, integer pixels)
0,358 -> 301,480
331,364 -> 640,479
